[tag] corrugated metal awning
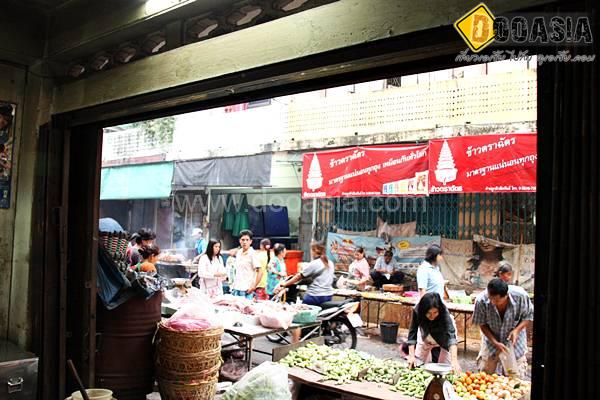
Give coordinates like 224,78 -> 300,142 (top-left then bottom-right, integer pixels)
100,162 -> 174,200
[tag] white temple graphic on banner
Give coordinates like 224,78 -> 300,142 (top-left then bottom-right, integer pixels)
306,153 -> 324,190
434,140 -> 458,185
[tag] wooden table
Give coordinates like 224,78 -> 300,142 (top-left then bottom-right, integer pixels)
287,367 -> 415,400
283,290 -> 476,350
359,295 -> 405,329
222,320 -> 321,370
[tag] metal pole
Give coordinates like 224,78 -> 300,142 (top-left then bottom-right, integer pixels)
206,187 -> 212,238
312,198 -> 317,240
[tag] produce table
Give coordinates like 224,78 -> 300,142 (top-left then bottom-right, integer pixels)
161,301 -> 322,370
359,295 -> 405,329
345,292 -> 474,352
286,367 -> 415,400
222,320 -> 322,371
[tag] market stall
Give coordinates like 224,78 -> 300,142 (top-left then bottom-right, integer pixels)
161,291 -> 325,370
222,319 -> 321,371
277,342 -> 530,400
286,367 -> 407,400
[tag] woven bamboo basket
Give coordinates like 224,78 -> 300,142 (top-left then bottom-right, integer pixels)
157,323 -> 224,353
158,374 -> 218,400
382,284 -> 404,293
156,349 -> 222,380
157,361 -> 221,382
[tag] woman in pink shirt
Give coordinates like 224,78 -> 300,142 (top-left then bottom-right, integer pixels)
347,247 -> 371,290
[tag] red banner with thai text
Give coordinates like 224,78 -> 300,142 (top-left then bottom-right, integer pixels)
428,133 -> 537,194
302,144 -> 429,199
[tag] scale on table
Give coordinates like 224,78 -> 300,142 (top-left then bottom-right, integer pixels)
422,363 -> 461,400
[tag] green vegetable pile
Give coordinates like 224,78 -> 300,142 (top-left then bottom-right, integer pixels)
389,368 -> 432,398
280,343 -> 443,397
362,358 -> 405,385
280,343 -> 374,384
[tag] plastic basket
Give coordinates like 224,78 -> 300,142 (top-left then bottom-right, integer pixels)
292,305 -> 321,324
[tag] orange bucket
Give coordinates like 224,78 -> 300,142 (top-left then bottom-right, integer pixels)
284,250 -> 304,275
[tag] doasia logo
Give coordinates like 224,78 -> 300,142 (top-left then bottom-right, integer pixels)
454,3 -> 496,53
455,3 -> 594,53
494,14 -> 593,46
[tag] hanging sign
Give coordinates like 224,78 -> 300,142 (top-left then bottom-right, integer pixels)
302,144 -> 429,199
428,133 -> 537,194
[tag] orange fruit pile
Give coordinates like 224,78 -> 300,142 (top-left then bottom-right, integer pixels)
453,371 -> 529,400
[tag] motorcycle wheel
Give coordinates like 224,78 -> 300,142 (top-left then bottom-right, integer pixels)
266,333 -> 287,343
322,317 -> 357,349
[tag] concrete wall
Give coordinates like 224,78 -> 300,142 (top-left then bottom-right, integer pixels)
0,61 -> 52,348
0,63 -> 26,342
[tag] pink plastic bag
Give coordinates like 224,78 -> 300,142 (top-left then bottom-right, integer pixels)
164,301 -> 222,331
259,311 -> 294,329
165,318 -> 212,331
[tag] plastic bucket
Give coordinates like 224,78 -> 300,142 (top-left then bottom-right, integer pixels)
284,250 -> 304,275
380,322 -> 399,344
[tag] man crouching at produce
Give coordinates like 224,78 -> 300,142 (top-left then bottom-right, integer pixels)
472,278 -> 534,379
405,292 -> 462,373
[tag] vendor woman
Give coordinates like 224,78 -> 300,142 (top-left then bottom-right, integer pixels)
197,239 -> 227,297
276,241 -> 334,306
345,247 -> 371,290
405,292 -> 462,373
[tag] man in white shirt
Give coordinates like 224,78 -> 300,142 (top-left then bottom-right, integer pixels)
370,249 -> 405,289
231,230 -> 262,299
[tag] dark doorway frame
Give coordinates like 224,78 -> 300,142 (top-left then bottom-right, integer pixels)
31,5 -> 600,398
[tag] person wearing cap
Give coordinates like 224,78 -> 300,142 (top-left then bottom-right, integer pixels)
371,249 -> 405,289
191,227 -> 207,259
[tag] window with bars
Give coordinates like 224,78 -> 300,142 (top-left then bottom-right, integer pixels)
315,193 -> 535,244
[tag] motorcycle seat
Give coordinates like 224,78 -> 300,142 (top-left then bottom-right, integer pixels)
320,299 -> 353,309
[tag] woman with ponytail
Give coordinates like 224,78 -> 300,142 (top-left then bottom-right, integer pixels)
254,238 -> 272,300
276,241 -> 334,306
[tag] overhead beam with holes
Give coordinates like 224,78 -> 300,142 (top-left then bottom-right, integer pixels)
53,0 -> 553,114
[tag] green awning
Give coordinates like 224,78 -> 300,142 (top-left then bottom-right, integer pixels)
100,162 -> 174,200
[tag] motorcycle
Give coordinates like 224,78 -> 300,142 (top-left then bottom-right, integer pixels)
266,298 -> 362,349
